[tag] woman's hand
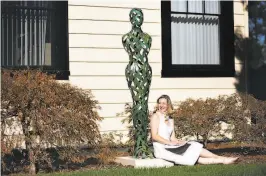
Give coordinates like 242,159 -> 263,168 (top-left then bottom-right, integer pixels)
169,140 -> 187,146
168,141 -> 179,145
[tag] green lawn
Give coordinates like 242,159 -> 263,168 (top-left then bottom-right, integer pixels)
40,164 -> 266,176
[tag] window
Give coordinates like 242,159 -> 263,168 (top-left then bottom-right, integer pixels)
161,1 -> 234,77
1,1 -> 69,79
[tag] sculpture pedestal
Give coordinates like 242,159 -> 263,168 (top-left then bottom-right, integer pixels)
115,156 -> 174,168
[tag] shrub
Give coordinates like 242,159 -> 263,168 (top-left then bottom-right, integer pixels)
172,93 -> 266,147
1,69 -> 102,175
120,103 -> 135,148
172,95 -> 230,146
221,93 -> 266,147
95,147 -> 118,165
99,132 -> 124,148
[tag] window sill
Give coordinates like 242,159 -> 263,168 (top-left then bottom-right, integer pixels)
1,66 -> 70,80
161,69 -> 235,77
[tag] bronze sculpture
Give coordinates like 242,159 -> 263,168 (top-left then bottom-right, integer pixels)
122,8 -> 152,158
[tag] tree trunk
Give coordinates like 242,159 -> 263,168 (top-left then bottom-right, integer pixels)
26,140 -> 36,175
196,133 -> 199,141
21,112 -> 36,175
203,133 -> 209,147
203,138 -> 208,147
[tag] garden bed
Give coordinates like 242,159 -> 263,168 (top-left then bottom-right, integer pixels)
3,141 -> 265,176
206,142 -> 266,164
8,141 -> 265,175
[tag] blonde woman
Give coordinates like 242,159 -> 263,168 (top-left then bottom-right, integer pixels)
150,95 -> 238,165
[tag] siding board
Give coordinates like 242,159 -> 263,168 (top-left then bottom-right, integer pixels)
91,89 -> 237,104
97,103 -> 157,117
98,117 -> 128,131
69,34 -> 161,49
69,20 -> 160,36
68,0 -> 160,10
69,76 -> 239,90
69,48 -> 161,62
234,14 -> 245,27
69,62 -> 161,76
69,62 -> 242,76
234,1 -> 245,15
69,48 -> 242,64
69,6 -> 160,23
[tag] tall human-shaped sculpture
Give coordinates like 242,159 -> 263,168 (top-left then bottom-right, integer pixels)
122,8 -> 152,158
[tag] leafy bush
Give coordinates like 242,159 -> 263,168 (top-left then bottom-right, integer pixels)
1,69 -> 102,174
172,95 -> 230,146
95,146 -> 118,165
172,93 -> 266,147
120,103 -> 136,148
221,93 -> 266,147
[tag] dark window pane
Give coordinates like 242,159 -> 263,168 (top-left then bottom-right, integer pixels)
1,1 -> 53,67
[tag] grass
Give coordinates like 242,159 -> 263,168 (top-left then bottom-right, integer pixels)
38,164 -> 266,176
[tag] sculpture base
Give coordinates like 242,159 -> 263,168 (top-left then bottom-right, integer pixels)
115,156 -> 174,168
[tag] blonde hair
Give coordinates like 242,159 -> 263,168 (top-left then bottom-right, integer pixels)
154,95 -> 174,115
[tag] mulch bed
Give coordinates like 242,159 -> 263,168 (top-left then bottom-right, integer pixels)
206,142 -> 266,164
59,142 -> 266,170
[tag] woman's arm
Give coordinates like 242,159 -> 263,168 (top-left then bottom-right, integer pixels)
150,113 -> 174,145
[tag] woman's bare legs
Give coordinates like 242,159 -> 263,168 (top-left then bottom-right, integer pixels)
199,148 -> 220,158
197,157 -> 238,165
198,148 -> 239,164
197,157 -> 223,164
200,148 -> 238,159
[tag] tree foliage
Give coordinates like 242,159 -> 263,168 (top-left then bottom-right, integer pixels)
1,69 -> 102,174
248,1 -> 266,69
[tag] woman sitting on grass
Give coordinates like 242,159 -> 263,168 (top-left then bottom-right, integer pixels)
150,95 -> 239,165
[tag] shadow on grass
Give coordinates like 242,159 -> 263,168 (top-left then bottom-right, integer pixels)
1,148 -> 103,175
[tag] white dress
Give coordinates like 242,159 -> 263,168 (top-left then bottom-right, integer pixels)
153,114 -> 203,166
